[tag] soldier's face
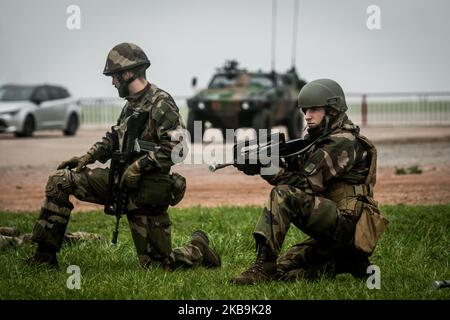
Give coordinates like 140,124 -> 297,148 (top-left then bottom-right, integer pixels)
304,107 -> 326,128
111,72 -> 132,88
111,74 -> 121,88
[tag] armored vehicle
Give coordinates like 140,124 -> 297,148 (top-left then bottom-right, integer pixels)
186,61 -> 306,142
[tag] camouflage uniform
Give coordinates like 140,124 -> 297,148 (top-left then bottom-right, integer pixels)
29,43 -> 220,270
0,227 -> 104,251
233,79 -> 388,284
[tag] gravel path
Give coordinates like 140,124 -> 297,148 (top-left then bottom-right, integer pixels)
0,128 -> 449,212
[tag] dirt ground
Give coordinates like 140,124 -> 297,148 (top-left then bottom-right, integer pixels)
0,128 -> 449,212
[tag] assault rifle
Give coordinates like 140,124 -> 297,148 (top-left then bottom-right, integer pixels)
433,280 -> 450,289
208,132 -> 312,173
104,111 -> 157,245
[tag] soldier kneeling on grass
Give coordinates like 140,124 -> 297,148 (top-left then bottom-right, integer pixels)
26,43 -> 220,270
232,79 -> 389,285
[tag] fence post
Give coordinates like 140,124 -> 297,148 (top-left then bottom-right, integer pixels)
361,94 -> 368,127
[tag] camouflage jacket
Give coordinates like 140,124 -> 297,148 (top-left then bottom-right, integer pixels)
87,83 -> 184,173
264,114 -> 375,196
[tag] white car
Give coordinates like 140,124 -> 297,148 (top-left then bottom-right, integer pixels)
0,84 -> 81,137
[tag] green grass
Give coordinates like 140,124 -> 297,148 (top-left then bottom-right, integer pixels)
0,205 -> 449,300
395,165 -> 423,175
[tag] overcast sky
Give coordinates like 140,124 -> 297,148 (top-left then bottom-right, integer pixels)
1,0 -> 449,98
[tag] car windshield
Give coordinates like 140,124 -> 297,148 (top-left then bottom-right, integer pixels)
0,86 -> 34,101
209,74 -> 273,89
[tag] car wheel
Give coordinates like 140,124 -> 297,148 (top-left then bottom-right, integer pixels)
63,113 -> 79,136
15,114 -> 35,137
187,110 -> 204,143
252,109 -> 272,136
286,107 -> 304,139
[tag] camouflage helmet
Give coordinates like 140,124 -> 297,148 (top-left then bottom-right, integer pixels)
103,42 -> 150,76
298,79 -> 348,113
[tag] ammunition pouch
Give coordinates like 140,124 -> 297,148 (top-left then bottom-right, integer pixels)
136,173 -> 174,207
169,172 -> 186,206
325,182 -> 371,209
325,182 -> 388,255
353,195 -> 389,256
135,172 -> 186,208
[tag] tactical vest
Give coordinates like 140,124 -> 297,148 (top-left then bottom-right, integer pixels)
115,86 -> 186,211
324,132 -> 377,212
321,128 -> 388,256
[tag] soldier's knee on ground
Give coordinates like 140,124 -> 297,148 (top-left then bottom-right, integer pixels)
147,214 -> 172,262
128,213 -> 172,268
278,262 -> 336,282
137,254 -> 169,269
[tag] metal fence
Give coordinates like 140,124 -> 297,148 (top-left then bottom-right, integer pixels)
79,96 -> 189,128
346,92 -> 450,126
79,92 -> 450,128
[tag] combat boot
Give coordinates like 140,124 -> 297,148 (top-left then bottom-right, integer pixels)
190,230 -> 221,268
336,254 -> 371,280
26,243 -> 59,268
349,256 -> 371,280
231,244 -> 277,285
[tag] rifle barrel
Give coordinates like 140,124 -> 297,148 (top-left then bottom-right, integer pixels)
433,280 -> 450,289
209,163 -> 233,172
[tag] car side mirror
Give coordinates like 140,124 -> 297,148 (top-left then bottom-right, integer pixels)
191,77 -> 197,88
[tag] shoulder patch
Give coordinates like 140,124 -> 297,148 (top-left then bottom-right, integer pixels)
304,162 -> 316,174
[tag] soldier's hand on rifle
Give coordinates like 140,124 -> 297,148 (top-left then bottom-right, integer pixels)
235,163 -> 262,176
120,159 -> 142,189
57,154 -> 94,173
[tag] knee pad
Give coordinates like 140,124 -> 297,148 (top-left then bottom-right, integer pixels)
271,185 -> 292,199
45,169 -> 75,200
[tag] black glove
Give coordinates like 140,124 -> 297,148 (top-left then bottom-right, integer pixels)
57,154 -> 94,173
235,163 -> 262,176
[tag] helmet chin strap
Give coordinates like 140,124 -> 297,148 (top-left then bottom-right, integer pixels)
323,115 -> 331,134
310,111 -> 333,140
117,72 -> 141,98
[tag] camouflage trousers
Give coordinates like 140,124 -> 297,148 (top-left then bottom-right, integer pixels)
254,185 -> 365,280
31,168 -> 203,268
